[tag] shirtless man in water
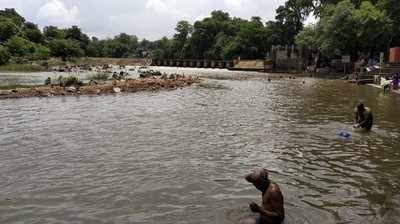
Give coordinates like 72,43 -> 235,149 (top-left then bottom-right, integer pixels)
241,168 -> 285,224
354,102 -> 373,131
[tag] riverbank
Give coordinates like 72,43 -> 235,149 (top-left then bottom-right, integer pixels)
0,75 -> 199,99
367,83 -> 400,95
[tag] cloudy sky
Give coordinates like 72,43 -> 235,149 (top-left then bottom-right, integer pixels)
0,0 -> 288,40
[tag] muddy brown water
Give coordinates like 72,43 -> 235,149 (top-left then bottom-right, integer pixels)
1,77 -> 400,224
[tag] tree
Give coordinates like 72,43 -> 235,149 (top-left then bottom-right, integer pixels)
43,26 -> 65,40
315,0 -> 392,59
377,0 -> 400,46
24,22 -> 44,43
172,20 -> 193,58
5,36 -> 34,57
49,39 -> 83,61
65,26 -> 90,54
0,45 -> 10,65
102,33 -> 138,58
316,0 -> 358,57
353,1 -> 392,54
32,44 -> 51,60
223,19 -> 269,59
0,8 -> 25,27
0,18 -> 19,42
151,37 -> 173,59
295,25 -> 318,51
275,0 -> 306,45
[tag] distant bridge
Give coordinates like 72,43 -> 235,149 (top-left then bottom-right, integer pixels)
151,59 -> 234,69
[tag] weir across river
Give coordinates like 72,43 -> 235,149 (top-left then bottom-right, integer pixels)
151,59 -> 234,69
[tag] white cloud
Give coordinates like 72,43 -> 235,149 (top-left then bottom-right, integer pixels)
37,0 -> 79,27
224,0 -> 246,9
145,0 -> 182,16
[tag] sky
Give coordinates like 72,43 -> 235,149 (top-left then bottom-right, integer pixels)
0,0 -> 293,40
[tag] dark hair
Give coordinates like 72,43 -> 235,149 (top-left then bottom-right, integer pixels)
357,102 -> 365,111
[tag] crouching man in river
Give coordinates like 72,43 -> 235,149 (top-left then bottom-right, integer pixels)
354,102 -> 373,131
241,168 -> 285,224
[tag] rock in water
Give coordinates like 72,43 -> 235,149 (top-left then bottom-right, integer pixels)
113,87 -> 121,93
66,86 -> 77,93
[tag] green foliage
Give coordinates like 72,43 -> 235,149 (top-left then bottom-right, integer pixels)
0,45 -> 10,65
5,36 -> 34,57
314,0 -> 392,58
295,25 -> 318,51
0,18 -> 19,42
32,44 -> 51,60
44,77 -> 51,85
43,26 -> 65,40
353,1 -> 392,51
24,22 -> 44,43
377,0 -> 400,45
0,8 -> 25,26
102,33 -> 138,58
58,75 -> 83,86
49,39 -> 84,61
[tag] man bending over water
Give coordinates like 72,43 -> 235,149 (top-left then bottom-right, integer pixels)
354,102 -> 373,131
241,168 -> 285,224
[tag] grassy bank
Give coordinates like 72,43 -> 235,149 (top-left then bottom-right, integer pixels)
0,64 -> 45,72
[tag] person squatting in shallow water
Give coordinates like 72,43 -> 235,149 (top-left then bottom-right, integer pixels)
354,102 -> 373,131
241,168 -> 285,224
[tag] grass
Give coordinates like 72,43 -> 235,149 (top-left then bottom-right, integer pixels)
0,63 -> 45,72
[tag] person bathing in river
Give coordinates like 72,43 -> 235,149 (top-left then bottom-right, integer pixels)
241,168 -> 285,224
354,102 -> 373,131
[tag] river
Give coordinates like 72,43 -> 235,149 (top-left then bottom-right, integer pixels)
0,70 -> 400,224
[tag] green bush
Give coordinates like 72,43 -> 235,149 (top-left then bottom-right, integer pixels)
32,44 -> 51,60
0,45 -> 10,65
5,36 -> 34,57
88,73 -> 110,81
58,75 -> 83,86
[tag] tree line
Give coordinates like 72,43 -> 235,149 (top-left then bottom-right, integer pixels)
0,0 -> 399,65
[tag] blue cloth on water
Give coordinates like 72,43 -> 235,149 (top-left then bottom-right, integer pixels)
337,130 -> 351,138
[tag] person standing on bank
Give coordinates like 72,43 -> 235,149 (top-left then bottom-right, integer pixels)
354,102 -> 373,131
241,168 -> 285,224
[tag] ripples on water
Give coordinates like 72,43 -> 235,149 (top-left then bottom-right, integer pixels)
1,78 -> 400,224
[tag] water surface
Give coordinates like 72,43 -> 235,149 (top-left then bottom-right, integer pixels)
1,77 -> 399,224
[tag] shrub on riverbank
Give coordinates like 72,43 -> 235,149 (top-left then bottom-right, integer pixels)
88,73 -> 110,81
57,75 -> 83,87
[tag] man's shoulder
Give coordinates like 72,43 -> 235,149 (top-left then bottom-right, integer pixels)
268,182 -> 283,195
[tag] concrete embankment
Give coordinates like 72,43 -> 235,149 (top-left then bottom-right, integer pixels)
0,76 -> 199,99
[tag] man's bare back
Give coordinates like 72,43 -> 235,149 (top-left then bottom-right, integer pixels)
241,169 -> 285,224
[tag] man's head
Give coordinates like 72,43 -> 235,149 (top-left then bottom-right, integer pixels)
245,168 -> 270,192
357,102 -> 365,113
